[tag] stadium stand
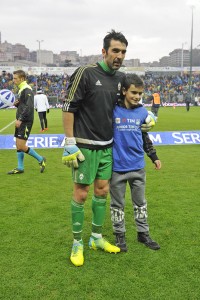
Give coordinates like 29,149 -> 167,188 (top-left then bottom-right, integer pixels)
1,71 -> 199,106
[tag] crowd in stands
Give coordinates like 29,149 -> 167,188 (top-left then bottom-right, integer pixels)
0,72 -> 70,101
28,73 -> 70,99
141,73 -> 200,104
0,71 -> 200,105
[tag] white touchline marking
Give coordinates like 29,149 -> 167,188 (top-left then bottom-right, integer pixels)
0,120 -> 15,133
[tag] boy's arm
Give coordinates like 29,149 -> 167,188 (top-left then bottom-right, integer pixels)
143,132 -> 162,169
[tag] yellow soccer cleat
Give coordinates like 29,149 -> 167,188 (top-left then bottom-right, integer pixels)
89,236 -> 120,253
70,241 -> 84,267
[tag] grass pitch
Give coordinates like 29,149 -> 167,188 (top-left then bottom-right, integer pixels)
0,106 -> 200,299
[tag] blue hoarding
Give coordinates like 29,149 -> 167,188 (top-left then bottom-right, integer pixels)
0,131 -> 200,149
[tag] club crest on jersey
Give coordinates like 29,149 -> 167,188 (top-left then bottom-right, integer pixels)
79,173 -> 84,180
118,82 -> 121,91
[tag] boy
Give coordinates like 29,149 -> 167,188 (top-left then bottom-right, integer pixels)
110,74 -> 161,252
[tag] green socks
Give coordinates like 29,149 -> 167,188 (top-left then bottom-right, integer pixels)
71,199 -> 84,241
71,196 -> 106,241
92,195 -> 106,234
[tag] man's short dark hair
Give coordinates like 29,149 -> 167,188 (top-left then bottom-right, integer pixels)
103,29 -> 128,51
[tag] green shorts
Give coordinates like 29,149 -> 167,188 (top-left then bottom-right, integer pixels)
72,147 -> 112,185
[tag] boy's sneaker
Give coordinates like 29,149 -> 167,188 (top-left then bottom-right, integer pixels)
7,168 -> 24,175
137,232 -> 160,250
39,157 -> 46,173
115,233 -> 128,252
70,240 -> 84,267
89,236 -> 120,253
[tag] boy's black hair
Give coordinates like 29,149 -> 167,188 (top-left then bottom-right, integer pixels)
123,74 -> 144,91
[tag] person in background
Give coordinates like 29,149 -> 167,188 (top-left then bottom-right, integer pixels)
184,92 -> 192,112
8,70 -> 46,175
149,91 -> 161,117
34,89 -> 50,132
194,94 -> 199,106
110,74 -> 161,252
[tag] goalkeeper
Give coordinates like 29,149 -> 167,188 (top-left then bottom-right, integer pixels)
110,74 -> 161,252
62,30 -> 153,267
